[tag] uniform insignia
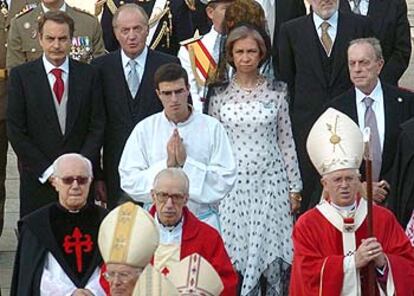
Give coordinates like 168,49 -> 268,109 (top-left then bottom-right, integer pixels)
31,30 -> 37,39
70,36 -> 93,63
15,6 -> 35,18
397,97 -> 403,103
180,30 -> 217,87
23,22 -> 31,29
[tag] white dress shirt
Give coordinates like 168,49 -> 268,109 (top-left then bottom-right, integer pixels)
39,55 -> 70,183
121,46 -> 148,91
348,0 -> 369,16
355,80 -> 385,151
313,11 -> 338,56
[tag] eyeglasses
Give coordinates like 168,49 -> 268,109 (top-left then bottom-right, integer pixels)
158,88 -> 187,98
103,270 -> 139,283
154,191 -> 186,204
58,176 -> 90,185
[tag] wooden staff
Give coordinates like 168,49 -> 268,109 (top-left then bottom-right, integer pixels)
363,127 -> 376,294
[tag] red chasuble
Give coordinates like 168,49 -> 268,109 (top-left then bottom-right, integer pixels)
290,201 -> 414,295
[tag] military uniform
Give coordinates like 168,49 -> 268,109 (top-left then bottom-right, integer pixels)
0,0 -> 38,236
6,3 -> 105,69
100,0 -> 194,55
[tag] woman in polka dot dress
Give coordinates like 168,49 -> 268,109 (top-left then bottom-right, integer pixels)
208,24 -> 302,295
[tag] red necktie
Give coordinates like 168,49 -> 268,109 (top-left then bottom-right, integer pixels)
51,68 -> 64,104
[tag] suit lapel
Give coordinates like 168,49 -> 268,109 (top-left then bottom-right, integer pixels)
329,13 -> 348,86
304,15 -> 328,88
381,84 -> 399,171
65,59 -> 81,138
30,59 -> 63,137
341,88 -> 359,123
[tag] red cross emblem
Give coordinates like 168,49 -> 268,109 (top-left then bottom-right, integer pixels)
63,227 -> 93,273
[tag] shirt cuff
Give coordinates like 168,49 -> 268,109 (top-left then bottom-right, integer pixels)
39,165 -> 54,184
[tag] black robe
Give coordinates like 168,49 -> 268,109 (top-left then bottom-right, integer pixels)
10,203 -> 107,296
389,117 -> 414,228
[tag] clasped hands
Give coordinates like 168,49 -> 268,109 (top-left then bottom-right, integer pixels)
354,237 -> 387,270
167,128 -> 186,168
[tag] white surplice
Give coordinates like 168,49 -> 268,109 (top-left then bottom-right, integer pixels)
118,110 -> 237,231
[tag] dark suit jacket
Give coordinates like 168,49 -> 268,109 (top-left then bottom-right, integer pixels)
278,11 -> 372,208
7,58 -> 105,216
272,0 -> 306,74
328,83 -> 414,182
340,0 -> 411,85
101,0 -> 193,55
93,49 -> 179,208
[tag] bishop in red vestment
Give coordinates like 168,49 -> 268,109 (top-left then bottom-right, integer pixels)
290,108 -> 414,295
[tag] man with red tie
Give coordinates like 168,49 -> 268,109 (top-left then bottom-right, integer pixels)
7,10 -> 104,217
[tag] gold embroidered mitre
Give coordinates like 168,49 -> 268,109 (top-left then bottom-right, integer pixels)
98,202 -> 159,268
306,108 -> 364,175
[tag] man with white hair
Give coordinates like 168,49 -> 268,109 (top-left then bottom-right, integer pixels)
289,109 -> 414,295
11,153 -> 108,295
148,168 -> 238,295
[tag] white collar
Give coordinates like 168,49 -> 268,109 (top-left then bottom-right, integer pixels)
162,105 -> 195,127
121,47 -> 148,70
356,79 -> 382,103
331,201 -> 357,213
155,214 -> 183,233
42,54 -> 69,74
41,2 -> 66,12
313,10 -> 338,30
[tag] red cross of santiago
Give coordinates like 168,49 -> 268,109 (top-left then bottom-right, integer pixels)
63,227 -> 93,273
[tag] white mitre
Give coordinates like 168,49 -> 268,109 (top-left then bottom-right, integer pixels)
306,108 -> 364,175
167,253 -> 224,295
132,265 -> 179,296
98,202 -> 159,268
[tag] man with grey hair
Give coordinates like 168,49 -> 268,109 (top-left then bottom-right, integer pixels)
93,3 -> 179,209
328,37 -> 414,204
11,153 -> 108,295
147,168 -> 238,295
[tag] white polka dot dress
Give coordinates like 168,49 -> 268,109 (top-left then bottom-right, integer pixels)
209,79 -> 302,295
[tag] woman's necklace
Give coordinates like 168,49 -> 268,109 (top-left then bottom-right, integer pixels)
234,74 -> 265,94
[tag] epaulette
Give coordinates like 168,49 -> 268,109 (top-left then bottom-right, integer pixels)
72,6 -> 95,17
15,5 -> 36,19
184,0 -> 196,11
180,30 -> 203,46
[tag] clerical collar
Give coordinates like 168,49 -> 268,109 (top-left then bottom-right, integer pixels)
56,202 -> 88,214
155,215 -> 183,232
331,201 -> 357,213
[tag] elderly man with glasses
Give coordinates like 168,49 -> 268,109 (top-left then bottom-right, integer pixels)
147,168 -> 238,295
11,153 -> 108,296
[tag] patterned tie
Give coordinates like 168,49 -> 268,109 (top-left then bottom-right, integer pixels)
127,59 -> 139,98
352,0 -> 361,14
363,97 -> 382,181
320,22 -> 332,55
51,68 -> 64,104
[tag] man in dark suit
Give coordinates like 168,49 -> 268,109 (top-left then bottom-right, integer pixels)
7,11 -> 104,217
97,0 -> 194,55
328,37 -> 414,204
339,0 -> 411,86
93,4 -> 179,209
278,0 -> 373,210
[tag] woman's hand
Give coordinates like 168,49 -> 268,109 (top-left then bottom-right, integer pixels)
289,192 -> 302,215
